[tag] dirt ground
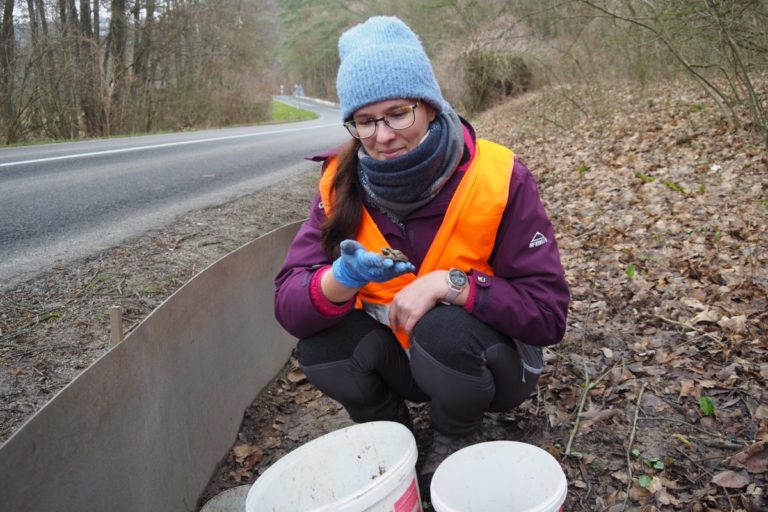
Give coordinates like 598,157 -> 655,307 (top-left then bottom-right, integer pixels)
2,80 -> 766,512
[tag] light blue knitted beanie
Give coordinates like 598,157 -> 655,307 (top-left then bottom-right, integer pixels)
336,16 -> 450,121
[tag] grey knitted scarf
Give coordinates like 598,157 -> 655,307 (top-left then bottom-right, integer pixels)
357,110 -> 464,224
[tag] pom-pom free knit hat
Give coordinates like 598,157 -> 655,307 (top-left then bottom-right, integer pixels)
336,16 -> 450,120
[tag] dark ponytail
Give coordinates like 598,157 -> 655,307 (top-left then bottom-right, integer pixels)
320,139 -> 363,258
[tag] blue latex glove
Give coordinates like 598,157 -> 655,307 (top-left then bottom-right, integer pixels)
331,240 -> 416,289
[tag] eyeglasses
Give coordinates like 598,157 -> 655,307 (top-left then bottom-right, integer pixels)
344,103 -> 420,139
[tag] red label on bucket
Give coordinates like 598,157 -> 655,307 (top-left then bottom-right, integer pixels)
394,477 -> 421,512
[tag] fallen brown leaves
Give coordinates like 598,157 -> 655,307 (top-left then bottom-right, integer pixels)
473,78 -> 767,511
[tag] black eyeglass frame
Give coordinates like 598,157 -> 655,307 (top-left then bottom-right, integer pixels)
343,102 -> 420,139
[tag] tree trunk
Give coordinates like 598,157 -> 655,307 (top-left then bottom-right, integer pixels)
2,0 -> 15,73
133,1 -> 142,78
93,0 -> 99,43
36,0 -> 48,36
132,0 -> 157,131
67,0 -> 80,31
105,0 -> 128,133
26,0 -> 38,42
1,0 -> 16,141
58,0 -> 67,26
80,0 -> 92,38
79,0 -> 105,136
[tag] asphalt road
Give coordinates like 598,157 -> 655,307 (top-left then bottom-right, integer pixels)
0,97 -> 347,289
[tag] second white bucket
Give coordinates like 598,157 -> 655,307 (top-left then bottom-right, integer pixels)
430,441 -> 567,512
245,421 -> 421,512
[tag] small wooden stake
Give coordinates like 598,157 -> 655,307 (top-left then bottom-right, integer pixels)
110,306 -> 123,347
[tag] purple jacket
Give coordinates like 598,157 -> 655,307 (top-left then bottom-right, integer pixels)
274,122 -> 569,347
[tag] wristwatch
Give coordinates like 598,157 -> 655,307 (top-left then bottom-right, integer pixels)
443,268 -> 468,304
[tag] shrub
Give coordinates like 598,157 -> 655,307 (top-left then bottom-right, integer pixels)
463,49 -> 533,113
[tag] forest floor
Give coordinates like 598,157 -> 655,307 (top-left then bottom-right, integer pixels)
1,78 -> 766,512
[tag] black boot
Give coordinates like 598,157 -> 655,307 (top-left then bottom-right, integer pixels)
417,429 -> 483,503
393,401 -> 414,432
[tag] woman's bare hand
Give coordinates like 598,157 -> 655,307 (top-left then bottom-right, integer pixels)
387,270 -> 448,335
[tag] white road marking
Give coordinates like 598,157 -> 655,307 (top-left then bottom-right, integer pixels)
0,123 -> 339,168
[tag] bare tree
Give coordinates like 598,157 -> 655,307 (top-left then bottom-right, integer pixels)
92,0 -> 98,43
80,0 -> 106,135
577,0 -> 767,137
1,0 -> 17,141
105,0 -> 129,133
2,0 -> 278,143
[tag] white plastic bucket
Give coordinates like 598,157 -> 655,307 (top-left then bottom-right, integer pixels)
430,441 -> 567,512
245,421 -> 422,512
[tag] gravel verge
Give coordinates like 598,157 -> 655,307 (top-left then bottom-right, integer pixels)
0,168 -> 318,443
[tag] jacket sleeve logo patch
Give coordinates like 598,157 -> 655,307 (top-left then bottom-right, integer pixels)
529,232 -> 548,248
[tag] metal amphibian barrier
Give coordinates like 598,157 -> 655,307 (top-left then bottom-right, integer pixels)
0,221 -> 302,512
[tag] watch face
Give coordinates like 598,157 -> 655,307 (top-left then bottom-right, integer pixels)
449,269 -> 468,287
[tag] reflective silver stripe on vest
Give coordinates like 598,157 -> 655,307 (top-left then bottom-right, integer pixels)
361,301 -> 412,356
361,300 -> 391,326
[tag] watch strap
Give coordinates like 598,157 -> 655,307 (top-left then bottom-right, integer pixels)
443,268 -> 467,304
443,285 -> 462,304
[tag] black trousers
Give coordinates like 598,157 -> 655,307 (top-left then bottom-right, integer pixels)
296,306 -> 539,435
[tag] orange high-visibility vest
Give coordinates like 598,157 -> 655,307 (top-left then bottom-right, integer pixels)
319,139 -> 515,348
